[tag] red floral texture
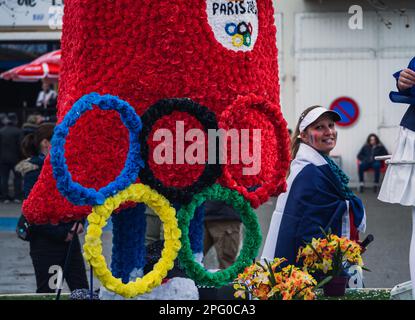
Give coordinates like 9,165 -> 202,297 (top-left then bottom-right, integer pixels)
23,0 -> 283,224
147,111 -> 207,188
218,94 -> 291,208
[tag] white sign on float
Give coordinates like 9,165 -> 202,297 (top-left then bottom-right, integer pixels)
0,0 -> 63,29
206,0 -> 258,52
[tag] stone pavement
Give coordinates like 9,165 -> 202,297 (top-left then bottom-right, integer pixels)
0,191 -> 411,294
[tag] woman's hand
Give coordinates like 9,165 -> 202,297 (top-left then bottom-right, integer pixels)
398,68 -> 415,91
64,223 -> 84,242
64,233 -> 73,242
71,223 -> 84,234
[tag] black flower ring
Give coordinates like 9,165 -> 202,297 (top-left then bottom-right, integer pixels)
139,98 -> 222,204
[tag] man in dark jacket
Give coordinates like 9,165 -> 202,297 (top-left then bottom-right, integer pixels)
0,114 -> 23,202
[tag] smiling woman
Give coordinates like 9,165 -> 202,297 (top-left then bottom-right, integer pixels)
262,106 -> 367,281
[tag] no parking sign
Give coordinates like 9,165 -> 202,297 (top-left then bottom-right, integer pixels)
329,97 -> 360,127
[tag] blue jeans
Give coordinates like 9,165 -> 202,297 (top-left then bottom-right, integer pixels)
359,161 -> 381,183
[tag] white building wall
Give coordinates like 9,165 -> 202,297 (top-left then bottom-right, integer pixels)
274,0 -> 415,121
274,0 -> 415,184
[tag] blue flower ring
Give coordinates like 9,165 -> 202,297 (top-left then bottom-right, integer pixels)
50,92 -> 144,206
225,23 -> 238,36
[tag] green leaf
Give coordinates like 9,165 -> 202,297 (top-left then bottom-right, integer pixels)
319,226 -> 330,238
265,259 -> 278,287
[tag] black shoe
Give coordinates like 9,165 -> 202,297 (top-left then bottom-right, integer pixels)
358,185 -> 364,193
373,185 -> 379,193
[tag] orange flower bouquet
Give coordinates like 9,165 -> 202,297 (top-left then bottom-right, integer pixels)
233,258 -> 317,300
296,230 -> 368,296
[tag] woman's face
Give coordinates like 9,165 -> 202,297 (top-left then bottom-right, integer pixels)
301,115 -> 337,154
369,136 -> 377,146
40,139 -> 52,156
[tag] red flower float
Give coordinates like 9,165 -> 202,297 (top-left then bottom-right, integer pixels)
23,0 -> 288,224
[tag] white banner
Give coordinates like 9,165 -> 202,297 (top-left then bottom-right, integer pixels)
0,0 -> 64,29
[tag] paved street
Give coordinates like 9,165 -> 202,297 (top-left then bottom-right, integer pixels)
0,190 -> 412,294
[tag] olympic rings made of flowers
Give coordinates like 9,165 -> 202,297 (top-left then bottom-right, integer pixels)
218,94 -> 291,208
237,22 -> 249,35
243,33 -> 252,47
50,92 -> 144,206
83,183 -> 181,298
139,97 -> 222,204
177,184 -> 262,287
247,22 -> 253,35
225,23 -> 237,36
232,34 -> 244,48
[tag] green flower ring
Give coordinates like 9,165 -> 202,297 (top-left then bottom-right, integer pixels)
177,184 -> 262,287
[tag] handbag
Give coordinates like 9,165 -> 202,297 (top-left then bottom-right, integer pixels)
16,214 -> 31,241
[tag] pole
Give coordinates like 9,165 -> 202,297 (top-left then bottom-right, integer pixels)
411,208 -> 415,299
56,221 -> 81,301
90,266 -> 94,300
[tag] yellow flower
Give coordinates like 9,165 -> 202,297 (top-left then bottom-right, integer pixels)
321,259 -> 332,274
87,224 -> 102,238
234,290 -> 246,299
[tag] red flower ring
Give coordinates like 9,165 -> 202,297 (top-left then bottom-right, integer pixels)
218,94 -> 291,208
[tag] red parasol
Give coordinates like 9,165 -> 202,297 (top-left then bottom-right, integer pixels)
0,50 -> 61,82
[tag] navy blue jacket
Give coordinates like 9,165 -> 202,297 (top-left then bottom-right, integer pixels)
262,143 -> 366,265
24,154 -> 76,244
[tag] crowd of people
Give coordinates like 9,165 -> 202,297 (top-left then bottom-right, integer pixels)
0,112 -> 54,203
0,80 -> 58,203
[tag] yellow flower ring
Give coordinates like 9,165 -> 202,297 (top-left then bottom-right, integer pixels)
83,183 -> 181,298
232,34 -> 244,47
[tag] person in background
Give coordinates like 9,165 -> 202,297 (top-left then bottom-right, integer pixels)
0,113 -> 6,130
378,56 -> 415,298
36,80 -> 57,110
0,113 -> 23,203
357,133 -> 388,193
16,124 -> 89,293
22,114 -> 40,137
0,113 -> 6,199
203,200 -> 242,269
